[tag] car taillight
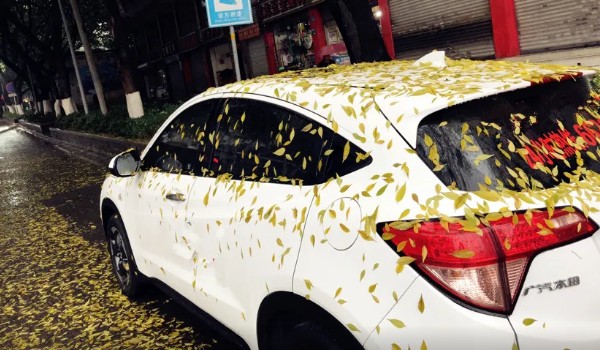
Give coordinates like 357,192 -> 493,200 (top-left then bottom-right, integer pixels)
379,208 -> 597,314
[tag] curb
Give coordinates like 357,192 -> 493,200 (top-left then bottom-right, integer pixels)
15,121 -> 148,166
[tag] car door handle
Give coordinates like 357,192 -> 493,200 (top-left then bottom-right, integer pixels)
165,192 -> 186,202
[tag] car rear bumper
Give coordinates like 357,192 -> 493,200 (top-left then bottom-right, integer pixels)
508,235 -> 600,350
363,277 -> 516,350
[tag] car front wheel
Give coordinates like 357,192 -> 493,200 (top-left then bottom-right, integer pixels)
107,213 -> 142,297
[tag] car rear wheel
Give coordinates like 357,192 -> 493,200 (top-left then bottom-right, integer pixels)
265,315 -> 362,350
107,213 -> 142,297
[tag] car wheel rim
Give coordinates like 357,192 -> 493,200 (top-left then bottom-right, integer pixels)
109,226 -> 130,288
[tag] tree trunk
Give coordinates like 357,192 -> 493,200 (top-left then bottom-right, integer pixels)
107,0 -> 144,118
69,0 -> 107,115
54,62 -> 71,100
13,78 -> 25,115
38,82 -> 52,115
54,59 -> 76,116
325,0 -> 390,63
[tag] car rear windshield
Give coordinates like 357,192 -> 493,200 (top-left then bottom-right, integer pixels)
416,78 -> 600,191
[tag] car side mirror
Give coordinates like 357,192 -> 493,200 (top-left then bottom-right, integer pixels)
108,149 -> 141,177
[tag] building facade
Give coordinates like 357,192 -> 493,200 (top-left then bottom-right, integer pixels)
130,0 -> 599,103
388,0 -> 600,65
130,0 -> 393,103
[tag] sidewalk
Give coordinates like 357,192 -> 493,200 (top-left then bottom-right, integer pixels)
13,119 -> 147,166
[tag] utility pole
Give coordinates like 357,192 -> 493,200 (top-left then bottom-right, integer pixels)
57,0 -> 89,115
68,0 -> 107,115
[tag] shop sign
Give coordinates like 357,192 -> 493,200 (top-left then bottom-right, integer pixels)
237,23 -> 261,41
206,0 -> 254,28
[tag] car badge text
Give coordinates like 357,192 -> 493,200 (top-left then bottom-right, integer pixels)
523,276 -> 580,296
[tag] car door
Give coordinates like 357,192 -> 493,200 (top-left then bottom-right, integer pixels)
180,94 -> 330,338
132,98 -> 221,286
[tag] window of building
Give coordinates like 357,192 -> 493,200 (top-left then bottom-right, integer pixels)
145,20 -> 161,53
142,99 -> 220,175
176,0 -> 198,36
159,11 -> 177,45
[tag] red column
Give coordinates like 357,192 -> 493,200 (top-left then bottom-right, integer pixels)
308,8 -> 327,55
264,31 -> 278,75
378,0 -> 395,60
489,0 -> 521,58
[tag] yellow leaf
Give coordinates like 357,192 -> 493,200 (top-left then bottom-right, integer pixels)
382,232 -> 395,241
474,154 -> 494,166
454,193 -> 469,209
474,190 -> 501,202
418,294 -> 425,313
523,318 -> 536,326
376,184 -> 388,196
422,246 -> 428,263
334,287 -> 342,299
340,223 -> 350,233
424,134 -> 433,147
368,283 -> 377,293
273,148 -> 286,156
388,319 -> 406,328
451,249 -> 476,259
395,184 -> 406,202
304,279 -> 313,290
347,323 -> 360,332
343,141 -> 350,162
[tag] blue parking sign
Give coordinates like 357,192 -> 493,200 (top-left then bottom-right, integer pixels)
206,0 -> 254,28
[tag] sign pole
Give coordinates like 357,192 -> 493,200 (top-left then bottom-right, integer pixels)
230,26 -> 241,82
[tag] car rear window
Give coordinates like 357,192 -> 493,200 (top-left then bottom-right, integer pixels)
416,78 -> 600,191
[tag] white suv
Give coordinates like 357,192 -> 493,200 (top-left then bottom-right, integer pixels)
101,54 -> 600,350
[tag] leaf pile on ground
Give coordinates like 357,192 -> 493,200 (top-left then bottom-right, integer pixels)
0,130 -> 214,349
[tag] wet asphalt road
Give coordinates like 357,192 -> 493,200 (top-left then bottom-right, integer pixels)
0,125 -> 230,349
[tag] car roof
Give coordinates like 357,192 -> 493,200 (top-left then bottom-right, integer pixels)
201,53 -> 596,147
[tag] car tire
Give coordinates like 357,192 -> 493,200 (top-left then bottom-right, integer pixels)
266,316 -> 362,350
107,213 -> 142,297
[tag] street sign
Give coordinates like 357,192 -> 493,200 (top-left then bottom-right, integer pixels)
205,0 -> 253,28
5,82 -> 15,94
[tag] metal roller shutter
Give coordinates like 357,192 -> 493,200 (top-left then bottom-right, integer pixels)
248,38 -> 269,78
388,0 -> 495,59
515,0 -> 600,53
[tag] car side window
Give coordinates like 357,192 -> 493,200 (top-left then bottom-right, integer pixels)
142,99 -> 219,175
210,98 -> 371,184
320,133 -> 373,182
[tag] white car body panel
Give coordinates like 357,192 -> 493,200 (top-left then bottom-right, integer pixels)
133,171 -> 197,281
